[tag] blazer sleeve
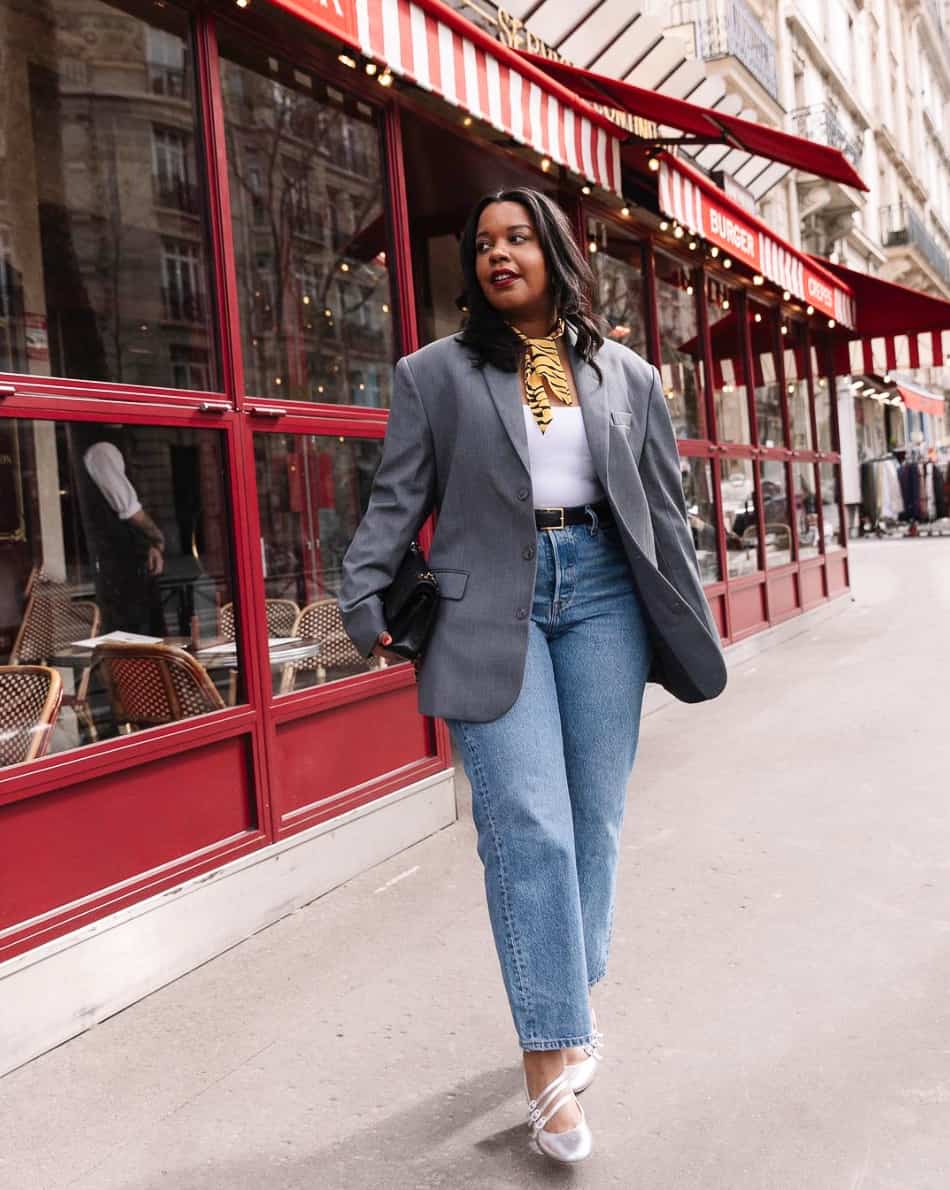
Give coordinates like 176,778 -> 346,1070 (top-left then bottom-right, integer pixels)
339,355 -> 437,656
638,365 -> 721,642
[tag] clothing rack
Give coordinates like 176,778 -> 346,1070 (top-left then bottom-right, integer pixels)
860,452 -> 950,537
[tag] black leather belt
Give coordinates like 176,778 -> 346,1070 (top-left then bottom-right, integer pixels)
535,498 -> 614,531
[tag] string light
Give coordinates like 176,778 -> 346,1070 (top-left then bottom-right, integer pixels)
659,220 -> 670,231
827,318 -> 836,328
648,156 -> 660,172
806,304 -> 814,315
686,284 -> 694,295
463,115 -> 473,127
235,0 -> 250,7
754,312 -> 762,322
338,54 -> 357,69
621,206 -> 631,217
382,303 -> 390,313
782,290 -> 791,300
723,257 -> 732,269
709,245 -> 720,258
588,240 -> 598,253
688,239 -> 698,250
581,185 -> 591,195
365,62 -> 378,76
722,299 -> 731,310
340,262 -> 350,272
378,70 -> 394,86
540,157 -> 552,172
752,274 -> 764,286
673,226 -> 684,239
781,324 -> 789,335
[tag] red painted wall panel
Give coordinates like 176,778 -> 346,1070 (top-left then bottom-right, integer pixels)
729,582 -> 767,637
825,552 -> 848,595
705,592 -> 727,639
767,573 -> 798,619
0,735 -> 257,931
800,564 -> 825,607
273,686 -> 432,820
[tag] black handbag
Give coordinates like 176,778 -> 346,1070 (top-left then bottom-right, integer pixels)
381,542 -> 440,661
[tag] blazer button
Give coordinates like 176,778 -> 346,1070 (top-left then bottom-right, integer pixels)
522,545 -> 535,561
517,487 -> 529,501
516,607 -> 528,620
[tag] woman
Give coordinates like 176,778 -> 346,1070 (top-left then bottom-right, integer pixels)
340,188 -> 727,1163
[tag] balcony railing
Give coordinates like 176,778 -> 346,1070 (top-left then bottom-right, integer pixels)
162,287 -> 205,324
154,178 -> 202,215
791,104 -> 863,169
670,0 -> 779,103
880,203 -> 950,283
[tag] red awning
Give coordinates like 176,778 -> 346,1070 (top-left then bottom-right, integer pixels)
896,383 -> 945,417
518,52 -> 868,192
658,156 -> 856,327
817,259 -> 950,375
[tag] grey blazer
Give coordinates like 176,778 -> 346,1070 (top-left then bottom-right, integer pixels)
340,331 -> 727,722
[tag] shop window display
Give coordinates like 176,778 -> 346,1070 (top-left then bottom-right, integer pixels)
784,323 -> 814,451
759,459 -> 793,567
0,418 -> 239,765
751,304 -> 785,447
792,462 -> 820,558
812,346 -> 834,452
254,432 -> 401,694
0,0 -> 217,390
655,251 -> 707,440
590,225 -> 649,361
221,39 -> 395,406
820,463 -> 845,551
720,457 -> 759,577
681,457 -> 721,583
708,280 -> 751,444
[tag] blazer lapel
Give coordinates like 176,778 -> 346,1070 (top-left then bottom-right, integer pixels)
570,338 -> 609,487
481,363 -> 530,474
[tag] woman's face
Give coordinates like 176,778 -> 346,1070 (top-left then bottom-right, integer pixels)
474,201 -> 551,320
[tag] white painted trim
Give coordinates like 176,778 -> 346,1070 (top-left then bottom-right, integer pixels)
0,769 -> 457,1076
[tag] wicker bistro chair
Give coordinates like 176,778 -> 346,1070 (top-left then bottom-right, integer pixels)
280,598 -> 378,694
10,578 -> 101,740
0,666 -> 63,766
95,642 -> 225,733
218,599 -> 300,642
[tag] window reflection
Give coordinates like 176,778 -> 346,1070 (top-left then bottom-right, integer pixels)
812,347 -> 834,452
720,457 -> 759,577
656,251 -> 706,439
820,463 -> 844,551
792,462 -> 819,558
591,229 -> 648,360
0,418 -> 239,765
681,457 -> 720,583
221,40 -> 395,406
0,0 -> 217,389
254,433 -> 396,693
708,280 -> 751,444
759,459 -> 793,567
750,304 -> 784,447
785,324 -> 814,451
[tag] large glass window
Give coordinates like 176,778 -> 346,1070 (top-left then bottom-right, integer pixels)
812,348 -> 834,452
0,418 -> 239,766
785,324 -> 814,451
0,0 -> 217,389
220,39 -> 395,406
681,457 -> 721,583
591,225 -> 649,360
708,280 -> 751,444
254,432 -> 397,694
820,463 -> 845,550
792,462 -> 819,558
760,459 -> 793,567
720,457 -> 759,577
655,251 -> 706,439
751,304 -> 784,447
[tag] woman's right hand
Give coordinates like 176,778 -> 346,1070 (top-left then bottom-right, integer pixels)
371,631 -> 406,665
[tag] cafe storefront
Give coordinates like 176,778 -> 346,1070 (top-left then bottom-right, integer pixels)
1,0 -> 897,1071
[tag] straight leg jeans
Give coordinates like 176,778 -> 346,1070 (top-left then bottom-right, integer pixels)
446,517 -> 652,1051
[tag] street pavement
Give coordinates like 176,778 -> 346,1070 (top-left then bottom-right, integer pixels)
2,539 -> 949,1190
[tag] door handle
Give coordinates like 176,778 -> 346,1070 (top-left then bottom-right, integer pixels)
199,401 -> 230,414
248,405 -> 287,418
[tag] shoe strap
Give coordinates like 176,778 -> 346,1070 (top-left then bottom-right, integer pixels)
526,1070 -> 577,1136
582,1029 -> 605,1061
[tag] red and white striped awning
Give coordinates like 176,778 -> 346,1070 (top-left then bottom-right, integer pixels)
353,0 -> 623,194
844,330 -> 950,375
659,158 -> 857,328
896,382 -> 945,417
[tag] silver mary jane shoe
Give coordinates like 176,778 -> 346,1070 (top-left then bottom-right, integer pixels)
565,1026 -> 604,1095
525,1069 -> 593,1163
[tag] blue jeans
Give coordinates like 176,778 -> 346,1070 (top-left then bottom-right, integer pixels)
447,515 -> 652,1051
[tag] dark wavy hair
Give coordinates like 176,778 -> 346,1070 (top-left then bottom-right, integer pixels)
456,188 -> 603,378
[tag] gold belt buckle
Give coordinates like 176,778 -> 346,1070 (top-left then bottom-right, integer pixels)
539,507 -> 565,530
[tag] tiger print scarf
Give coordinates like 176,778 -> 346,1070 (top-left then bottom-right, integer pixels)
512,317 -> 573,434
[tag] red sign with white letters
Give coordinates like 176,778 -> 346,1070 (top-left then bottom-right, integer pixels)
268,0 -> 358,46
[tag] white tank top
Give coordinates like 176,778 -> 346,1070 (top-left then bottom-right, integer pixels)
522,405 -> 605,509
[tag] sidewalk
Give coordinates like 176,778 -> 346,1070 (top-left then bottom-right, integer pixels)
3,540 -> 949,1190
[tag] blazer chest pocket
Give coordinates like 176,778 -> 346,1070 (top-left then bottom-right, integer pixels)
432,569 -> 469,600
610,410 -> 634,429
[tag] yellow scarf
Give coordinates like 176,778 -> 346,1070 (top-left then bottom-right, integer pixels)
512,318 -> 573,434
